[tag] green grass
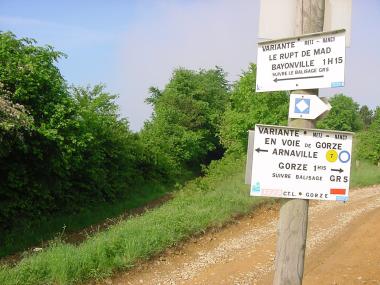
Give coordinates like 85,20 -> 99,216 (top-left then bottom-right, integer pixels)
351,160 -> 380,188
0,154 -> 378,285
0,155 -> 268,285
0,182 -> 172,258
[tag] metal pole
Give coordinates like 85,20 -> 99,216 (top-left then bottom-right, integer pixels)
273,1 -> 325,284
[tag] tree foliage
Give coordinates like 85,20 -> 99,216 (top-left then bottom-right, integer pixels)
0,87 -> 33,132
356,107 -> 380,163
141,67 -> 229,173
317,94 -> 364,131
0,32 -> 158,235
359,105 -> 374,129
219,64 -> 289,153
0,32 -> 68,123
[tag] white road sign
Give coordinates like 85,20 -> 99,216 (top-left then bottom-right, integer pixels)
289,94 -> 331,120
256,30 -> 346,92
250,124 -> 353,201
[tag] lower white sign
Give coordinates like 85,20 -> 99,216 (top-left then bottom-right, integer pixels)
250,124 -> 353,201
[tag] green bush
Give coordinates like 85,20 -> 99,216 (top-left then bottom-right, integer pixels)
0,33 -> 166,240
219,63 -> 289,153
141,67 -> 230,174
354,108 -> 380,164
317,94 -> 364,131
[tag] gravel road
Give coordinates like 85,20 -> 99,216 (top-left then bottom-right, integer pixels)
104,185 -> 380,285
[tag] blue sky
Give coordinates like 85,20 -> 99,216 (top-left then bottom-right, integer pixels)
1,0 -> 379,130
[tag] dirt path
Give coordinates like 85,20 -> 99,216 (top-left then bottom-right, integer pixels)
106,185 -> 380,285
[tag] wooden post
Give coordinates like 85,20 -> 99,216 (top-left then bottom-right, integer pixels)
273,1 -> 325,285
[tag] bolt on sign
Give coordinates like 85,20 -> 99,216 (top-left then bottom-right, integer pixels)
250,124 -> 353,201
255,29 -> 346,92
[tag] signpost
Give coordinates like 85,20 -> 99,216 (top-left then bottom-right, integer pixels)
256,29 -> 346,92
258,0 -> 352,47
250,124 -> 353,201
288,93 -> 331,119
253,1 -> 352,284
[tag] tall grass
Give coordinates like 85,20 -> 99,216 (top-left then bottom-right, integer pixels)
0,154 -> 378,285
351,160 -> 380,187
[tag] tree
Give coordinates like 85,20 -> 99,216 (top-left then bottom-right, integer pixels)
0,32 -> 72,231
219,63 -> 289,153
141,67 -> 229,174
0,32 -> 68,123
0,91 -> 33,132
317,94 -> 364,132
359,105 -> 373,129
356,107 -> 380,163
68,85 -> 146,202
0,33 -> 152,236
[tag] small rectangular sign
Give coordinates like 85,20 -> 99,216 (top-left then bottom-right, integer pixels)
256,30 -> 346,92
250,124 -> 353,201
289,94 -> 331,120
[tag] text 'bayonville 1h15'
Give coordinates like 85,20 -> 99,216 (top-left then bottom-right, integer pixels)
256,30 -> 345,92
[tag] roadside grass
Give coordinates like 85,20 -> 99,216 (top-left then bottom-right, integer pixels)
0,182 -> 173,259
0,154 -> 378,285
351,160 -> 380,188
0,155 -> 268,285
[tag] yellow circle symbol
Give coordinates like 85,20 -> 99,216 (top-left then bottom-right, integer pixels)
326,150 -> 338,162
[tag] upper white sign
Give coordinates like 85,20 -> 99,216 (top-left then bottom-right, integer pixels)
256,30 -> 346,92
250,124 -> 353,201
289,94 -> 331,120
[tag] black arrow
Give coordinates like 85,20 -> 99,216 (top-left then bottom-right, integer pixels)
274,75 -> 324,82
255,148 -> 268,153
331,168 -> 344,173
